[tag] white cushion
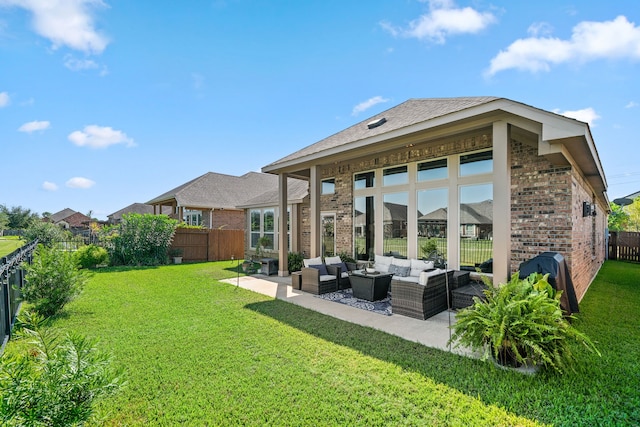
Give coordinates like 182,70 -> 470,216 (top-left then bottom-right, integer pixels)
418,268 -> 445,285
303,256 -> 323,268
391,258 -> 411,268
410,259 -> 435,277
374,255 -> 392,272
324,256 -> 341,265
392,275 -> 419,283
319,274 -> 336,282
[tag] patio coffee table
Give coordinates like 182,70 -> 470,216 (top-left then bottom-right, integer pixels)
349,271 -> 392,301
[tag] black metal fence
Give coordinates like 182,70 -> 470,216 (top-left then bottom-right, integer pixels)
0,239 -> 38,351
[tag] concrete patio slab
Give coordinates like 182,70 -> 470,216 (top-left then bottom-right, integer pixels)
220,274 -> 472,356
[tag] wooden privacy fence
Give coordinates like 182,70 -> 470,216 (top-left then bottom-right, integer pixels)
608,231 -> 640,263
171,228 -> 244,262
1,239 -> 38,351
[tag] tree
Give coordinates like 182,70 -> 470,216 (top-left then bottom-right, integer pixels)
0,211 -> 8,232
626,198 -> 640,232
0,205 -> 39,229
608,202 -> 629,231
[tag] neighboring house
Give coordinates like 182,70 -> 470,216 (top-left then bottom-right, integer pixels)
147,171 -> 305,230
107,203 -> 172,224
46,208 -> 92,231
261,97 -> 609,300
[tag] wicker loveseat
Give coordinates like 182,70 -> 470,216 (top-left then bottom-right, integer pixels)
372,255 -> 454,320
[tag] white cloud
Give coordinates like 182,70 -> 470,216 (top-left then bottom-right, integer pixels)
66,177 -> 95,189
64,55 -> 98,71
0,91 -> 9,107
527,22 -> 553,37
68,125 -> 135,149
381,0 -> 496,44
554,107 -> 601,126
42,181 -> 58,191
18,120 -> 50,133
625,101 -> 638,108
0,0 -> 109,54
352,96 -> 390,116
487,15 -> 640,76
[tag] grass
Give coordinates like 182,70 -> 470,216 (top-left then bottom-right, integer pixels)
6,260 -> 639,426
0,236 -> 24,258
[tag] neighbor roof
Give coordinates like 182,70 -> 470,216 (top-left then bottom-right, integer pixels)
49,208 -> 78,222
146,172 -> 282,210
107,203 -> 172,221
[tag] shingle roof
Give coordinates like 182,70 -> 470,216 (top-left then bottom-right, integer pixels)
265,97 -> 500,168
107,203 -> 172,221
237,177 -> 308,208
146,171 -> 284,209
419,200 -> 493,225
49,208 -> 78,223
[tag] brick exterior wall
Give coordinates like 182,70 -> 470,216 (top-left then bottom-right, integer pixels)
211,209 -> 245,230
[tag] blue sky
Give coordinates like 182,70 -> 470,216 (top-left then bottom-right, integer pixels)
1,0 -> 639,220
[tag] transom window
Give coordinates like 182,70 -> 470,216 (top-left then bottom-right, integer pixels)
460,150 -> 492,176
417,159 -> 447,181
383,166 -> 408,186
322,178 -> 335,195
354,171 -> 375,190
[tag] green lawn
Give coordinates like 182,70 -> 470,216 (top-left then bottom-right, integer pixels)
7,260 -> 639,426
0,236 -> 23,258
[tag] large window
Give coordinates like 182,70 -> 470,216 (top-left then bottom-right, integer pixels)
417,188 -> 448,259
383,193 -> 408,257
354,196 -> 375,260
250,208 -> 276,250
183,209 -> 202,226
459,183 -> 493,268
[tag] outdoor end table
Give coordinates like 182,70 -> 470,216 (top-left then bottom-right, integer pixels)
350,271 -> 392,301
451,282 -> 489,310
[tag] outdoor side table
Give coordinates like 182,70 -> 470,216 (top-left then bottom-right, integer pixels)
451,282 -> 489,310
350,271 -> 392,301
260,258 -> 278,276
291,271 -> 302,290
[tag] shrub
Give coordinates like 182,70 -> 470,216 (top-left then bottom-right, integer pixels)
287,252 -> 304,272
99,213 -> 178,266
22,245 -> 87,318
74,244 -> 109,269
0,311 -> 124,426
22,222 -> 69,248
450,272 -> 600,373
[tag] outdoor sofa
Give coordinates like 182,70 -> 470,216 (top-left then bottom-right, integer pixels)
372,255 -> 454,320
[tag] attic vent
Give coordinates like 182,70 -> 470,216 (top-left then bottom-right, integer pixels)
367,117 -> 387,129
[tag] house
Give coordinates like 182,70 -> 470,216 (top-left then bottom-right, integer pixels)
147,172 -> 281,230
261,97 -> 609,300
46,208 -> 92,231
107,203 -> 172,224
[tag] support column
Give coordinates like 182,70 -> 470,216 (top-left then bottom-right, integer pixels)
278,173 -> 289,276
493,121 -> 511,284
310,166 -> 321,258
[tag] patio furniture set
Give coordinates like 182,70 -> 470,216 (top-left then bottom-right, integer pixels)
292,254 -> 488,320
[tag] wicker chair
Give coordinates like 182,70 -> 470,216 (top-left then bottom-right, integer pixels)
392,270 -> 454,320
324,256 -> 357,289
300,256 -> 338,295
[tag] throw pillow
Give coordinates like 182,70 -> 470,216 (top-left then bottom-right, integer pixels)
330,261 -> 348,273
309,264 -> 328,275
389,264 -> 410,277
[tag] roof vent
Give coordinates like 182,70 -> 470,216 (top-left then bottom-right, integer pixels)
367,117 -> 387,129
